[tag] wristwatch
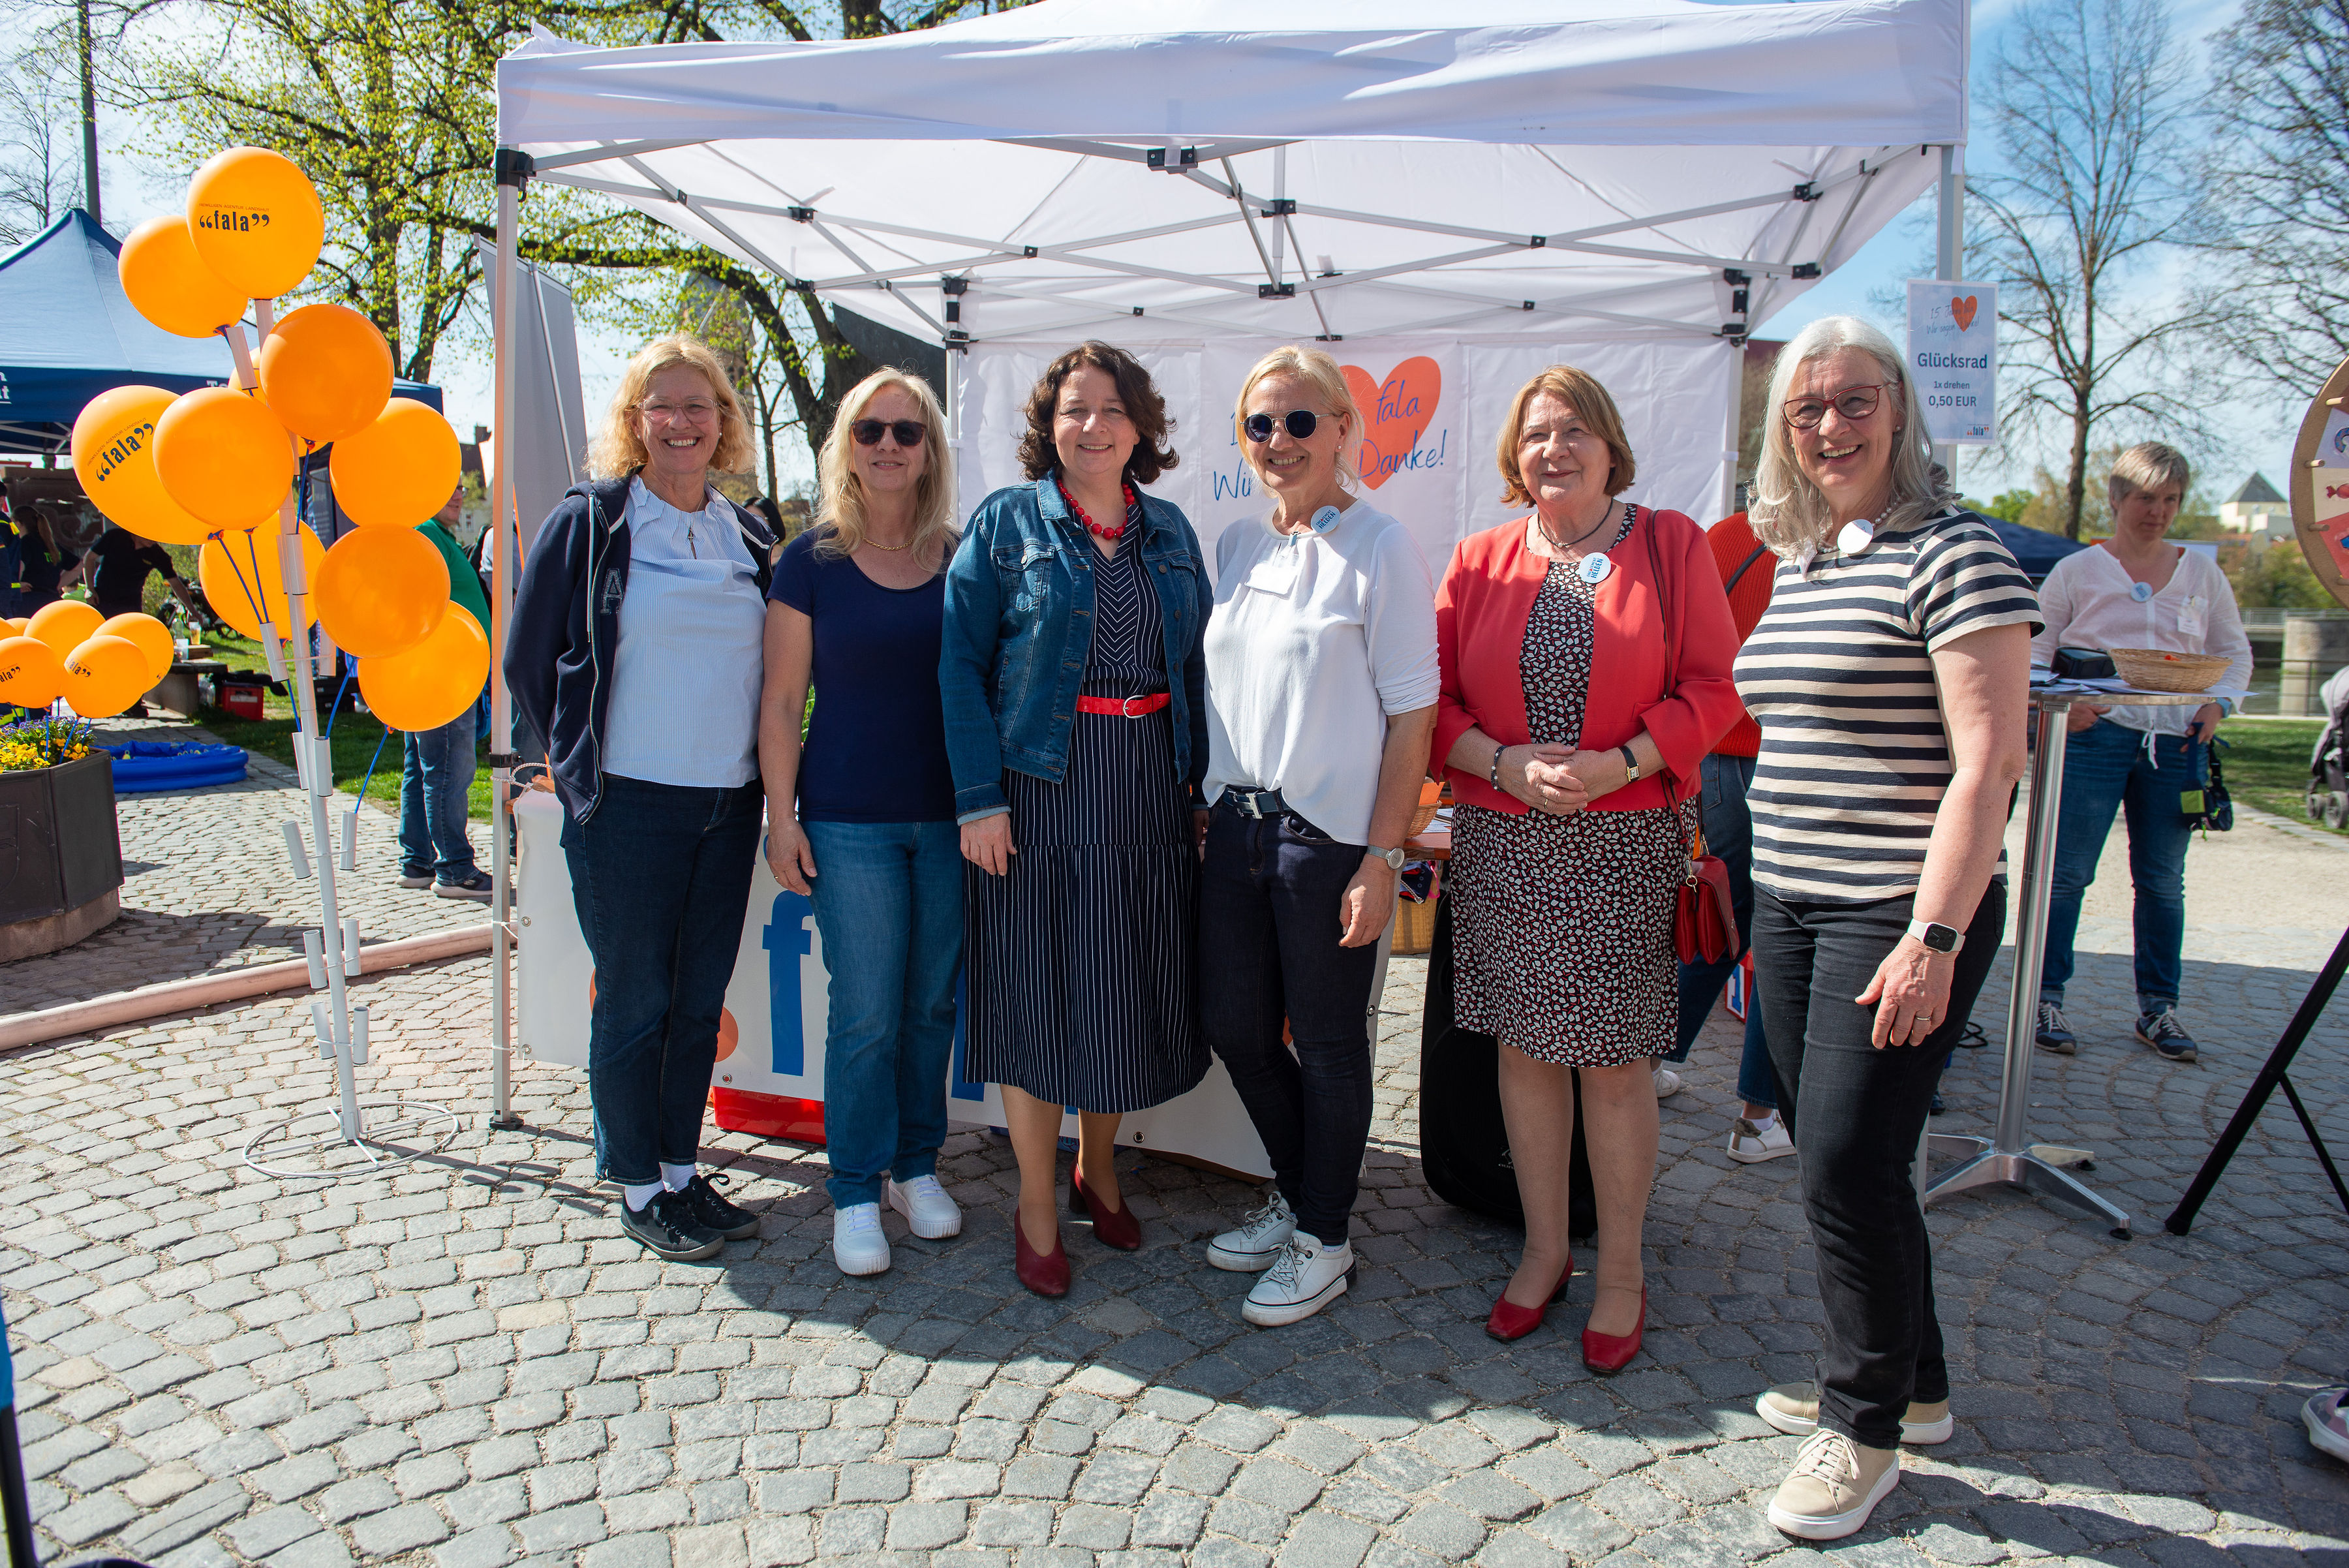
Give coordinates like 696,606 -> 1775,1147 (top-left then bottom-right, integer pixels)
1618,745 -> 1641,782
1367,844 -> 1407,870
1905,919 -> 1963,954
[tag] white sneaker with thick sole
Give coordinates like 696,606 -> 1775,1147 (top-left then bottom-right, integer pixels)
1756,1381 -> 1953,1445
832,1202 -> 891,1276
1208,1188 -> 1297,1272
885,1175 -> 962,1239
1242,1234 -> 1353,1327
2305,1386 -> 2349,1463
1727,1116 -> 1796,1163
1653,1065 -> 1683,1098
1768,1430 -> 1902,1541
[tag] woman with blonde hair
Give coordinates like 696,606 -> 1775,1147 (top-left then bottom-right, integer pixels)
759,369 -> 967,1276
508,333 -> 780,1263
1197,345 -> 1439,1327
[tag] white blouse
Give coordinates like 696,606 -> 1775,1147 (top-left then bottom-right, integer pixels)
2030,544 -> 2254,735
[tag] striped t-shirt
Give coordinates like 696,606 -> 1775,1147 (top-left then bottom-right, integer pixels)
1735,508 -> 2041,903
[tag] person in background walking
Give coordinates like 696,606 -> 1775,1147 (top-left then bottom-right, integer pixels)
508,333 -> 779,1265
2031,442 -> 2252,1065
761,369 -> 966,1278
397,482 -> 494,901
940,341 -> 1212,1299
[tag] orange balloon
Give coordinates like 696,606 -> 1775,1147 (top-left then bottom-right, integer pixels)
3,617 -> 25,636
97,613 -> 174,681
258,303 -> 394,443
0,634 -> 65,709
118,215 -> 247,338
61,634 -> 153,719
329,399 -> 460,527
358,602 -> 487,731
313,526 -> 448,657
155,385 -> 294,527
71,385 -> 237,547
27,600 -> 103,662
187,146 -> 324,300
199,524 -> 324,642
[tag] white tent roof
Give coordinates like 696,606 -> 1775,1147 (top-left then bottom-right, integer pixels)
496,0 -> 1965,348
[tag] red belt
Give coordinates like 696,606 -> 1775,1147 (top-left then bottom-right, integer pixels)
1076,692 -> 1170,717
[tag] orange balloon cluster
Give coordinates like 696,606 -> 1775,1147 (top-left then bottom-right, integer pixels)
0,605 -> 174,718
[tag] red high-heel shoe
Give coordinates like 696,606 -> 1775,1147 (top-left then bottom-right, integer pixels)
1069,1167 -> 1142,1251
1015,1213 -> 1069,1297
1580,1286 -> 1646,1374
1485,1254 -> 1574,1342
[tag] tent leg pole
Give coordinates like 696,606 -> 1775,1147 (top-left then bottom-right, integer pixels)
488,152 -> 529,1135
1721,341 -> 1743,519
1933,143 -> 1963,485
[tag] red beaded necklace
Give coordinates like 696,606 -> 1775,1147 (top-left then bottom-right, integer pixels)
1060,478 -> 1137,542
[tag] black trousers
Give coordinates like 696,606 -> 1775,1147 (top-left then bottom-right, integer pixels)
1751,880 -> 2006,1449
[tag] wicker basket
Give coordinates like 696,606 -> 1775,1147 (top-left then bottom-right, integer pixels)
1392,892 -> 1440,955
2106,647 -> 2230,694
1406,778 -> 1444,838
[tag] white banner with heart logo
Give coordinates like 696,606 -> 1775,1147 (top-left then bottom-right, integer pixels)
1905,279 -> 1999,447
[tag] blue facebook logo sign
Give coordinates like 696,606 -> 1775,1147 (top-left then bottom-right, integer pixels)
763,887 -> 987,1103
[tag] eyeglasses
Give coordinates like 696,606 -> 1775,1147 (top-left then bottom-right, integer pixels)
1244,410 -> 1324,443
851,418 -> 927,448
637,399 -> 719,423
1783,383 -> 1888,429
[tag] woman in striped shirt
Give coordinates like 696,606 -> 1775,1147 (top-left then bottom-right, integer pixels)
1734,317 -> 2039,1543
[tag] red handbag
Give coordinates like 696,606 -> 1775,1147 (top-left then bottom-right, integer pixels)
1674,820 -> 1738,965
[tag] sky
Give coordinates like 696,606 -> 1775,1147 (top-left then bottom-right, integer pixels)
44,0 -> 2299,510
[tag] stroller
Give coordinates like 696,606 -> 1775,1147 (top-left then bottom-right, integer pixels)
2309,666 -> 2349,829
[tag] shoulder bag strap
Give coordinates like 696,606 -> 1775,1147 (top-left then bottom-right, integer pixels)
1724,540 -> 1771,596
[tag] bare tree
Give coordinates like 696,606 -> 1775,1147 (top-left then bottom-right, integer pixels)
0,45 -> 85,244
1967,0 -> 2213,539
2198,0 -> 2349,392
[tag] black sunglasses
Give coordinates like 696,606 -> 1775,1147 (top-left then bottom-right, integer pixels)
1244,409 -> 1323,443
851,418 -> 927,448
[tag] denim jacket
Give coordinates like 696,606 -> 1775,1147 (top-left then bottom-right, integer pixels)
940,475 -> 1211,823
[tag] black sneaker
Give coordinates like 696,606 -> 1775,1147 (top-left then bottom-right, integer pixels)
435,868 -> 495,902
677,1171 -> 760,1240
619,1189 -> 725,1260
2136,1008 -> 2199,1064
397,867 -> 434,889
2034,1002 -> 2076,1055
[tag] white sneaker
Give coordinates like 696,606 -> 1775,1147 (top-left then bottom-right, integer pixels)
885,1175 -> 962,1239
1727,1115 -> 1795,1163
1242,1234 -> 1353,1327
832,1203 -> 891,1276
1653,1065 -> 1683,1098
1208,1188 -> 1297,1272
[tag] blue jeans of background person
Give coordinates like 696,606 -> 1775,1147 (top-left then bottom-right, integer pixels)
1199,801 -> 1382,1248
1667,754 -> 1778,1112
804,819 -> 963,1208
397,710 -> 478,882
2039,718 -> 2197,1015
562,775 -> 763,1186
1751,879 -> 2006,1450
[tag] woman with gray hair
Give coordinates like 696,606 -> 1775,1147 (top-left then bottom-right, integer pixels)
1733,316 -> 2040,1541
2029,442 -> 2252,1065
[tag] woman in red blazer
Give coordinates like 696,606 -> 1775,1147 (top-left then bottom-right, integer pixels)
1432,365 -> 1742,1371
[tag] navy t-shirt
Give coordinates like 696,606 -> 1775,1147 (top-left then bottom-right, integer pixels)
768,530 -> 956,823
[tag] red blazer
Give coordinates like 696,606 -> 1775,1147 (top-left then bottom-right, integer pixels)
1432,507 -> 1744,814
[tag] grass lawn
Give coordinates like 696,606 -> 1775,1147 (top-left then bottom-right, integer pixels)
2219,716 -> 2330,835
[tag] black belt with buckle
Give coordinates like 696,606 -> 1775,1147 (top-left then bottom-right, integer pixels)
1222,787 -> 1289,820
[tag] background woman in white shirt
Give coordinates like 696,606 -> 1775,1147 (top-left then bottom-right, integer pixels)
2031,442 -> 2254,1065
1197,346 -> 1439,1329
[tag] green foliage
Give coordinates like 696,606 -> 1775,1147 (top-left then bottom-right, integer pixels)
2229,540 -> 2333,609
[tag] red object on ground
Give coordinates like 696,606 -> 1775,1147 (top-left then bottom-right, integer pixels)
711,1087 -> 826,1145
220,684 -> 264,720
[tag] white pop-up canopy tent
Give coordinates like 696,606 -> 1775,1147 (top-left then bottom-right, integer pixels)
483,0 -> 1970,1129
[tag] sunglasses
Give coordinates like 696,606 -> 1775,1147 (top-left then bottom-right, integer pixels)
1244,409 -> 1325,443
851,418 -> 927,448
1783,383 -> 1888,430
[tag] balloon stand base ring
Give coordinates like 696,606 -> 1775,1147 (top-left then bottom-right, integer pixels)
241,1099 -> 461,1180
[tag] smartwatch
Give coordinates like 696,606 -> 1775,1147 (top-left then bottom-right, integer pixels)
1618,745 -> 1641,782
1368,845 -> 1407,870
1905,919 -> 1963,954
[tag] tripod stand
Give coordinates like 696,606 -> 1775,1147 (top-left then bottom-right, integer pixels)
2165,925 -> 2349,1234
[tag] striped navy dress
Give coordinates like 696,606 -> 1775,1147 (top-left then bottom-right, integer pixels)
964,526 -> 1206,1114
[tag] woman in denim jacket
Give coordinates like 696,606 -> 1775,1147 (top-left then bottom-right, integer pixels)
940,341 -> 1212,1297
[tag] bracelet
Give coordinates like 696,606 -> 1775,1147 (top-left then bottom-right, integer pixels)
1488,744 -> 1506,792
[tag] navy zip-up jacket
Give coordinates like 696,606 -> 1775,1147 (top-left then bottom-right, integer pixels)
506,476 -> 777,823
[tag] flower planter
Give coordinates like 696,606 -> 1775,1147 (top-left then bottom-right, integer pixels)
0,750 -> 124,962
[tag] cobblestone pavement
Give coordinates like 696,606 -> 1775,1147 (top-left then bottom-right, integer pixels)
3,793 -> 2346,1568
1,718 -> 483,1015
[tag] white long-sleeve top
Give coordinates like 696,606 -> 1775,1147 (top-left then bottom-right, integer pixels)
2030,544 -> 2254,736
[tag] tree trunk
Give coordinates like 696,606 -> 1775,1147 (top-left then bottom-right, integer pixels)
76,0 -> 99,224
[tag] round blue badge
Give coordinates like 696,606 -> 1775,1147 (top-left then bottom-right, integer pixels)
1310,505 -> 1342,534
2129,581 -> 2153,603
1579,553 -> 1613,585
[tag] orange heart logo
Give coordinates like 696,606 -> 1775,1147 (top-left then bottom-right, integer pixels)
1950,295 -> 1978,332
1341,356 -> 1443,490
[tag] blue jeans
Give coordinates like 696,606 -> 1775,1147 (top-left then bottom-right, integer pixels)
803,819 -> 964,1207
2039,719 -> 2197,1014
397,711 -> 478,881
1199,801 -> 1381,1247
1667,754 -> 1777,1111
562,775 -> 763,1186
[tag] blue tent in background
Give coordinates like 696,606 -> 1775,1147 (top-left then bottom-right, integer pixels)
1982,515 -> 2087,582
0,209 -> 439,453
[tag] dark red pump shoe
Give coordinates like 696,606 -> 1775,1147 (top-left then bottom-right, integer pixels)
1015,1214 -> 1069,1297
1486,1253 -> 1574,1342
1580,1287 -> 1646,1374
1069,1167 -> 1143,1251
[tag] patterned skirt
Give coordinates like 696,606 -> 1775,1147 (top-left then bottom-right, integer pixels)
1448,800 -> 1691,1067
